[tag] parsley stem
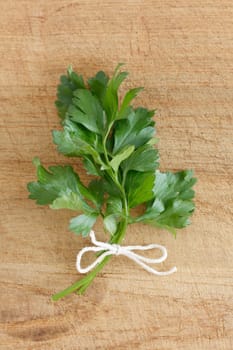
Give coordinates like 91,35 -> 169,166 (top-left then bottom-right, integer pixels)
51,218 -> 127,301
102,122 -> 125,196
52,121 -> 130,301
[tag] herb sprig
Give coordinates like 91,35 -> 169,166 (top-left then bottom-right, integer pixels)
27,65 -> 196,300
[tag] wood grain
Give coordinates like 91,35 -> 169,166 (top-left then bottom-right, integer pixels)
0,1 -> 233,349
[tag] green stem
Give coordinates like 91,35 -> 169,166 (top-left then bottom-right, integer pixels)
52,121 -> 129,301
102,122 -> 124,194
52,219 -> 127,301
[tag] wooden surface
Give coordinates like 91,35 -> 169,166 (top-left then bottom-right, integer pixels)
0,1 -> 233,349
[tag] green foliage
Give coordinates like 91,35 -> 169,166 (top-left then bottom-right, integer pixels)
28,64 -> 196,253
109,145 -> 135,172
68,89 -> 105,133
118,87 -> 144,119
55,65 -> 85,119
113,107 -> 155,154
125,171 -> 155,208
69,213 -> 98,237
122,144 -> 159,173
52,119 -> 102,160
27,158 -> 96,213
103,197 -> 123,234
135,170 -> 197,235
102,63 -> 128,121
88,70 -> 109,104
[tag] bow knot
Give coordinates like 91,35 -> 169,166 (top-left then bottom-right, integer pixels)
111,243 -> 121,255
76,230 -> 177,276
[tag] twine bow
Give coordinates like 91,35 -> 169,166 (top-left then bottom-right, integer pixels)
76,230 -> 177,276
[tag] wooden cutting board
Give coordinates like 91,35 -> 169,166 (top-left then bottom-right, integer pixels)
0,1 -> 232,349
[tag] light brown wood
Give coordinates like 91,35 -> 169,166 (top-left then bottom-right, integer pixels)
0,1 -> 233,349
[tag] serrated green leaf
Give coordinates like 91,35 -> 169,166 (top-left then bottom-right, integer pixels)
27,160 -> 95,213
55,67 -> 85,119
88,70 -> 109,103
118,87 -> 144,119
68,67 -> 85,89
52,120 -> 103,163
135,170 -> 197,235
68,89 -> 104,133
121,144 -> 159,173
110,145 -> 135,172
125,171 -> 155,208
69,213 -> 98,237
113,107 -> 155,154
28,162 -> 79,204
50,191 -> 86,211
153,170 -> 197,202
103,65 -> 128,122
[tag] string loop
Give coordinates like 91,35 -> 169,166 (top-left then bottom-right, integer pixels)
76,230 -> 177,276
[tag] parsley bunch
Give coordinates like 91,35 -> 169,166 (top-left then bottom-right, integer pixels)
27,65 -> 196,300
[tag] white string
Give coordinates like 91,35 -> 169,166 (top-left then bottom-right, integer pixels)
76,230 -> 177,276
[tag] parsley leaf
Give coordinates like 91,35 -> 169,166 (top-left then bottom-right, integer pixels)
121,144 -> 159,173
103,63 -> 128,121
87,179 -> 105,209
69,213 -> 98,237
125,171 -> 155,208
55,66 -> 85,119
113,107 -> 155,154
88,70 -> 109,103
134,170 -> 197,235
27,158 -> 95,213
118,87 -> 144,119
52,119 -> 103,164
68,89 -> 105,133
